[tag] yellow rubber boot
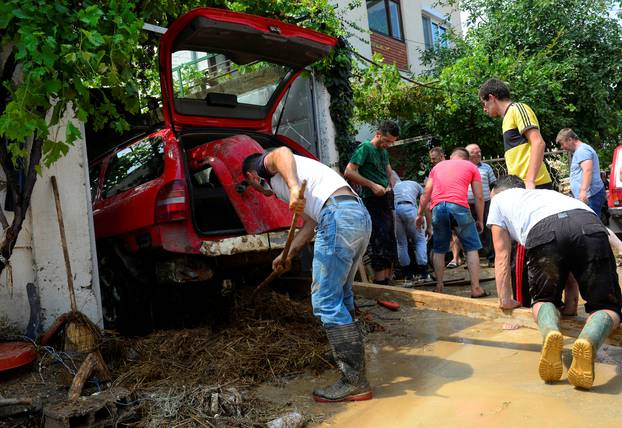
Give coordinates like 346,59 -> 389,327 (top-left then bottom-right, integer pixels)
568,311 -> 614,389
536,303 -> 563,382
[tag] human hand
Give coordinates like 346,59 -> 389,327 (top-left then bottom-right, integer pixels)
272,252 -> 292,273
289,186 -> 305,215
524,180 -> 536,190
416,214 -> 424,229
476,220 -> 484,233
371,183 -> 387,197
579,191 -> 588,204
426,227 -> 433,240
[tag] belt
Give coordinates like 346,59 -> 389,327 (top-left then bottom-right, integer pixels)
396,201 -> 413,205
323,194 -> 361,207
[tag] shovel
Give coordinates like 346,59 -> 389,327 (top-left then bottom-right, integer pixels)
252,180 -> 307,298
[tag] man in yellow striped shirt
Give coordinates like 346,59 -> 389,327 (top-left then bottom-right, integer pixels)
478,79 -> 552,190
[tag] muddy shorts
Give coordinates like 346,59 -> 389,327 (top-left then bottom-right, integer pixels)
363,194 -> 397,271
525,209 -> 622,317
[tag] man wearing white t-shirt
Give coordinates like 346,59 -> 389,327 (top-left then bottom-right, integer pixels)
242,147 -> 372,403
487,175 -> 621,389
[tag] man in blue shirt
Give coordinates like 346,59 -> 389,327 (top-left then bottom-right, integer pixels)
392,172 -> 431,281
556,128 -> 605,214
466,144 -> 497,264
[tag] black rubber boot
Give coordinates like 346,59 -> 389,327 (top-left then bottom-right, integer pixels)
313,323 -> 372,402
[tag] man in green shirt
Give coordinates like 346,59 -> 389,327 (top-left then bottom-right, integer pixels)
345,121 -> 399,284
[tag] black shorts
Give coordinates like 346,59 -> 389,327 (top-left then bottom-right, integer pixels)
525,209 -> 622,317
363,194 -> 397,270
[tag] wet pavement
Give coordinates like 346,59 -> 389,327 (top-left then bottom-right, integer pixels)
257,304 -> 622,427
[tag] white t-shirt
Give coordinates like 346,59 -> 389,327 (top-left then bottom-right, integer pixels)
269,155 -> 355,222
486,188 -> 594,245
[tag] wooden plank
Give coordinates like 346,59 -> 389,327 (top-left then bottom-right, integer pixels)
353,281 -> 622,347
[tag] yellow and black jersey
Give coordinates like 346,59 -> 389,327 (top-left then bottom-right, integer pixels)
502,102 -> 551,185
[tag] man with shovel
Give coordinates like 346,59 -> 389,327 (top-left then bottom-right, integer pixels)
242,146 -> 373,402
487,175 -> 621,389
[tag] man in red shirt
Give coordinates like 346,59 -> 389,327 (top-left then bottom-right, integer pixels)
417,147 -> 487,297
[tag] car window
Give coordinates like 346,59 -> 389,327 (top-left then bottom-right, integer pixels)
88,163 -> 101,202
102,137 -> 165,198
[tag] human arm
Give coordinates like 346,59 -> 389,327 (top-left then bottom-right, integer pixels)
491,225 -> 520,309
264,147 -> 304,214
524,128 -> 546,189
471,180 -> 485,233
272,214 -> 317,272
387,163 -> 396,189
416,177 -> 433,228
578,159 -> 593,204
344,162 -> 386,196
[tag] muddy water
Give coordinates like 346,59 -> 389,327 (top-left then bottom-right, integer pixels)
257,306 -> 622,427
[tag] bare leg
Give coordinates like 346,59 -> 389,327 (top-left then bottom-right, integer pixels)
561,274 -> 579,316
607,227 -> 622,256
450,235 -> 462,265
466,250 -> 485,297
433,252 -> 445,292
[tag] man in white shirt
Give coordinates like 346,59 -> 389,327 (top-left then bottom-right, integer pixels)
242,146 -> 372,402
487,175 -> 621,389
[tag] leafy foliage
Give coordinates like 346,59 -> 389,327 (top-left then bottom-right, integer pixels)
353,0 -> 622,164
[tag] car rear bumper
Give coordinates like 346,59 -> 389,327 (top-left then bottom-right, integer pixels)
200,229 -> 292,256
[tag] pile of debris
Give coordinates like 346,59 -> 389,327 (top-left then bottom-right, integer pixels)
107,291 -> 332,427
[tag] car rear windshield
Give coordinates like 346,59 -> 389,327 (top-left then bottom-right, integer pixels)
171,50 -> 293,118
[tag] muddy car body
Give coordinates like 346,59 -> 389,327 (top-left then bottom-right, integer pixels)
90,8 -> 337,332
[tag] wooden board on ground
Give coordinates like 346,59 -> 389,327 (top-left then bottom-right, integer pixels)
353,281 -> 622,347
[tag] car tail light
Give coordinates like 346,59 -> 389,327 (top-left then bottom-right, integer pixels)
155,180 -> 187,222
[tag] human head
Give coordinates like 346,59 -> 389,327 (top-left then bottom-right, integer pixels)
556,128 -> 580,152
465,144 -> 481,165
372,120 -> 400,149
478,79 -> 511,118
491,175 -> 525,197
450,147 -> 469,160
429,147 -> 445,166
242,152 -> 274,196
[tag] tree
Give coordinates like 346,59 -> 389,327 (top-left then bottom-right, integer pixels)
0,0 -> 351,274
353,0 -> 622,164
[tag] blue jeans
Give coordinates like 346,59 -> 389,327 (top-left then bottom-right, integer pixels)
587,187 -> 605,215
395,203 -> 427,267
432,202 -> 481,253
311,198 -> 372,326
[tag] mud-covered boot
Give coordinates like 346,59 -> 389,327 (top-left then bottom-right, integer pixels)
536,303 -> 563,382
313,323 -> 372,402
569,311 -> 615,389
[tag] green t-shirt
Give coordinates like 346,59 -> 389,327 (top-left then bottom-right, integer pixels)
349,141 -> 389,198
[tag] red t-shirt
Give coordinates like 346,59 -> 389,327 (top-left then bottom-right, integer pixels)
429,159 -> 481,209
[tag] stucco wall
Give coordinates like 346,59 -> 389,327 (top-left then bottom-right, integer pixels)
0,108 -> 101,335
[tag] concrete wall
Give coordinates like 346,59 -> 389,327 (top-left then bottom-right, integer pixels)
0,107 -> 101,335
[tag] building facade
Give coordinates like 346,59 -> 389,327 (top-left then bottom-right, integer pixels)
334,0 -> 462,75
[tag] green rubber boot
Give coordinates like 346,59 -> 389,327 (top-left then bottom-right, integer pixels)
569,311 -> 615,389
536,303 -> 563,382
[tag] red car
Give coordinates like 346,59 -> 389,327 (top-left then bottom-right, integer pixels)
608,145 -> 622,234
89,8 -> 337,333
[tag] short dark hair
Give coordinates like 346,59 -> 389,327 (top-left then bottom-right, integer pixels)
242,153 -> 262,176
478,79 -> 511,101
494,175 -> 525,193
451,147 -> 469,160
429,146 -> 444,156
378,120 -> 400,138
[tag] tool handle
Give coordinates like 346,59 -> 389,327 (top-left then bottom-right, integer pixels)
253,179 -> 307,297
51,176 -> 77,313
280,180 -> 307,261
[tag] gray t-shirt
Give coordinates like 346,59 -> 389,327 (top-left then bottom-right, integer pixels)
487,188 -> 593,245
394,180 -> 423,206
570,143 -> 604,198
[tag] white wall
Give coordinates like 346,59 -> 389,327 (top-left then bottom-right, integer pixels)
0,106 -> 101,334
332,0 -> 373,59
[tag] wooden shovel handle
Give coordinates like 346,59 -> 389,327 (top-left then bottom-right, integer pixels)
51,176 -> 77,313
